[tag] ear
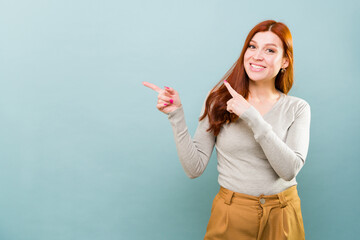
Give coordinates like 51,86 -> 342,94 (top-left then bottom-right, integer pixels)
282,57 -> 289,69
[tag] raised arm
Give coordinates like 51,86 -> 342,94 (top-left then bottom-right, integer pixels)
240,102 -> 311,181
167,96 -> 216,178
223,80 -> 311,181
143,81 -> 216,178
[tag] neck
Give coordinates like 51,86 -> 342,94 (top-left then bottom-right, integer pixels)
248,79 -> 279,102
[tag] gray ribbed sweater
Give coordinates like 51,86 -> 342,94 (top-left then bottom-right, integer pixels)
167,90 -> 311,196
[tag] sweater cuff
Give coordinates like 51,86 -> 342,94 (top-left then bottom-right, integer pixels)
240,106 -> 272,141
167,106 -> 187,132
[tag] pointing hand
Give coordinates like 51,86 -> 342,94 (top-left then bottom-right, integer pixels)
223,80 -> 251,117
142,81 -> 182,114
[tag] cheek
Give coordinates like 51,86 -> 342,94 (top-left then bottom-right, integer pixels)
244,51 -> 251,61
274,59 -> 283,69
243,54 -> 252,69
267,56 -> 282,68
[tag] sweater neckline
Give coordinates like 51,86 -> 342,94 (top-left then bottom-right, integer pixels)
261,90 -> 285,118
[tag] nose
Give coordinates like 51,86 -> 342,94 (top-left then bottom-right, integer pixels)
253,50 -> 263,60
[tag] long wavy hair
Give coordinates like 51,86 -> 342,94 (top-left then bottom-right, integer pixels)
199,20 -> 294,136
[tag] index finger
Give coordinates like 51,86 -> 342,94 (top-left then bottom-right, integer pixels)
142,81 -> 162,93
224,80 -> 239,98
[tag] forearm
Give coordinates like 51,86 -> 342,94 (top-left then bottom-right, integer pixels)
167,106 -> 214,178
256,131 -> 306,181
240,105 -> 310,181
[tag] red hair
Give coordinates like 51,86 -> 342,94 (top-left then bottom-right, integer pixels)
199,20 -> 294,136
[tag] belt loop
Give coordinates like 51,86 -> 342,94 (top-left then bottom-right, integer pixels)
224,190 -> 234,205
278,192 -> 288,208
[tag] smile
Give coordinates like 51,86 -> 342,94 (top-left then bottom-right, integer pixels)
250,63 -> 266,72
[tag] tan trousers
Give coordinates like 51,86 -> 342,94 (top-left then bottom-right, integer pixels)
204,185 -> 305,240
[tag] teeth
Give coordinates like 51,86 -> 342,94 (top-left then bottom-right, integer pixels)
251,64 -> 265,69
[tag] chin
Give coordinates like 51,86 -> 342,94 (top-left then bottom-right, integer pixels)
249,77 -> 265,82
247,73 -> 265,81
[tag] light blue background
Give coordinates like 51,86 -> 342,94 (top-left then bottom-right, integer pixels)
0,0 -> 359,239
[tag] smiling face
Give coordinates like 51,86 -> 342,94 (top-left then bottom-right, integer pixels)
244,31 -> 289,83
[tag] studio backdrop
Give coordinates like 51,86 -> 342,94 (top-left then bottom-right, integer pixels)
0,0 -> 359,239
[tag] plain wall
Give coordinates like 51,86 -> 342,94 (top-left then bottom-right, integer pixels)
0,0 -> 359,239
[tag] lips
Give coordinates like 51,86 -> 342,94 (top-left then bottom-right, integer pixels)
249,63 -> 266,72
250,63 -> 266,68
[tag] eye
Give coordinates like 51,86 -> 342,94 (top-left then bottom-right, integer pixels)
248,44 -> 256,49
266,49 -> 275,53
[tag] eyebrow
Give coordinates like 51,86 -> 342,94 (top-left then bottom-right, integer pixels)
250,40 -> 279,48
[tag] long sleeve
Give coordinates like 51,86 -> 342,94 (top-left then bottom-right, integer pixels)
167,100 -> 216,179
240,102 -> 311,181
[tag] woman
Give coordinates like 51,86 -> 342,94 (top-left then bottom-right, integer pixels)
143,20 -> 310,240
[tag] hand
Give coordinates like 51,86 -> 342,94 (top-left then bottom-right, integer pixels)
223,80 -> 251,117
142,81 -> 182,114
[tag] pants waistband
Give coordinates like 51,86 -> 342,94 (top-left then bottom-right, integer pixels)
218,185 -> 299,208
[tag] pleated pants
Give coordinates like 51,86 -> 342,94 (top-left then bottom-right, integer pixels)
204,185 -> 305,240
